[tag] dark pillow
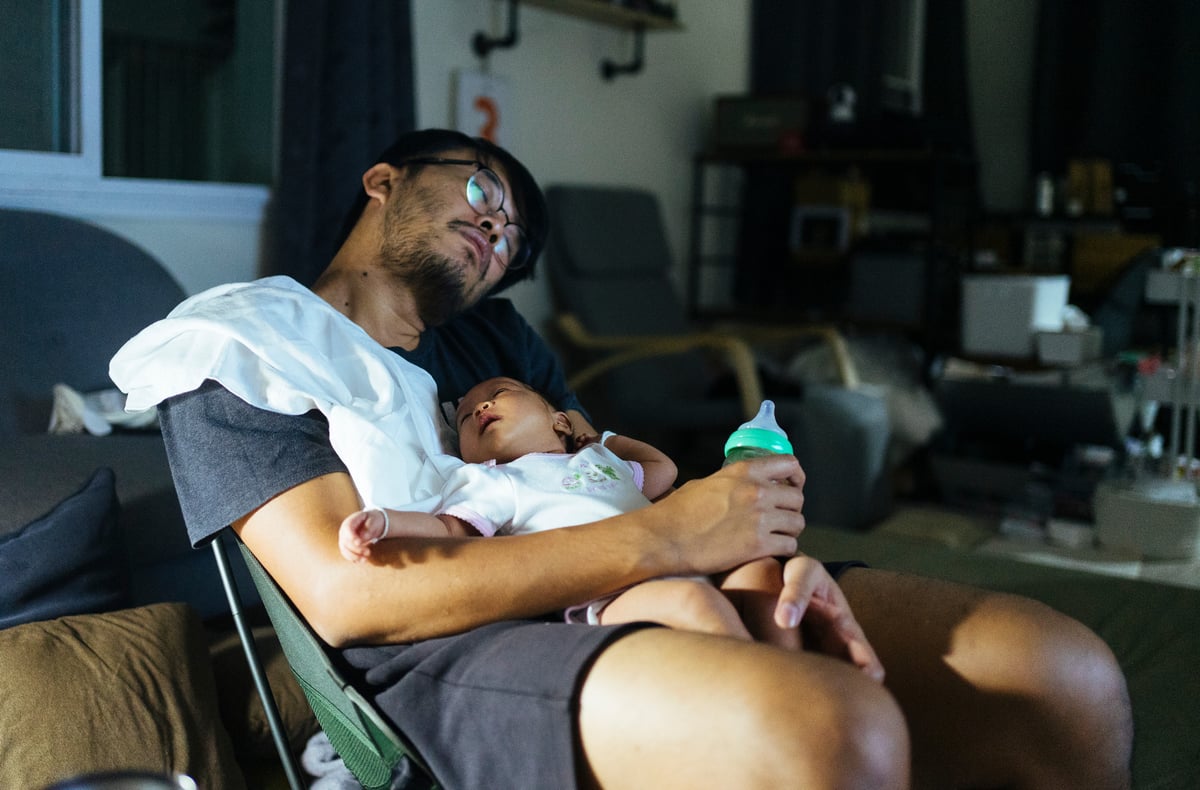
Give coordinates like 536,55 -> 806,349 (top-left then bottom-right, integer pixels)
0,467 -> 131,629
0,603 -> 245,789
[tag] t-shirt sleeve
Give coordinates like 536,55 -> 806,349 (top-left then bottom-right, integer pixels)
158,379 -> 348,547
435,464 -> 516,537
598,433 -> 644,492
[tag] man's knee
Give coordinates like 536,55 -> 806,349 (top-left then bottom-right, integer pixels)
758,663 -> 910,788
958,593 -> 1133,786
579,629 -> 909,788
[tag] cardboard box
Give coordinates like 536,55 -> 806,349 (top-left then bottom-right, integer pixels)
1036,327 -> 1103,366
961,275 -> 1070,358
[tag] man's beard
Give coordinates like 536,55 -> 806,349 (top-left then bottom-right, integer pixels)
396,247 -> 469,327
378,200 -> 476,327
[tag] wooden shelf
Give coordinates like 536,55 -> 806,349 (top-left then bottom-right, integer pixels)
523,0 -> 682,31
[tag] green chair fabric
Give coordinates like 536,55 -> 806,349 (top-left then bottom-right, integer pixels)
213,533 -> 437,789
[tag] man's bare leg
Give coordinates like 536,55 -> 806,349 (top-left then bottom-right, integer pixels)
576,628 -> 909,789
839,567 -> 1133,789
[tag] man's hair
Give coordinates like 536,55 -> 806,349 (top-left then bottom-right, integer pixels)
336,129 -> 548,295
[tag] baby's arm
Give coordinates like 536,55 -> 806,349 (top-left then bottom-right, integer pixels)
338,507 -> 478,563
601,434 -> 678,500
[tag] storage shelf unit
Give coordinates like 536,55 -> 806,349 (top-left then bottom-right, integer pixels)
687,148 -> 977,356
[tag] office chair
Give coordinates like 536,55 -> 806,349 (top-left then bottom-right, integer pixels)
543,184 -> 891,528
212,533 -> 438,790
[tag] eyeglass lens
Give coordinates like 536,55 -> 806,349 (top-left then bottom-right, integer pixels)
467,169 -> 527,270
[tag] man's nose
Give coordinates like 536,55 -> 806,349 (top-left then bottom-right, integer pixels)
478,217 -> 502,246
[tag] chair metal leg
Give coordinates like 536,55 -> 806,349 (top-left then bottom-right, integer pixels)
211,538 -> 307,790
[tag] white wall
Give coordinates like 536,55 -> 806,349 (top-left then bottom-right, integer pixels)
412,0 -> 751,330
0,178 -> 268,296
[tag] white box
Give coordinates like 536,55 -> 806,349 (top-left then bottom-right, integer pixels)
961,275 -> 1070,358
1036,327 -> 1103,366
1094,479 -> 1200,560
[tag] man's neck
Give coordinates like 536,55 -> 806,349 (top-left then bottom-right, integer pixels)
312,267 -> 425,351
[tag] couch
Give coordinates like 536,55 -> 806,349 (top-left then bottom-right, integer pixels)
2,207 -> 1196,789
0,208 -> 317,789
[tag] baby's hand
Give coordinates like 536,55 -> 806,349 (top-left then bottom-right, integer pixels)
338,508 -> 388,563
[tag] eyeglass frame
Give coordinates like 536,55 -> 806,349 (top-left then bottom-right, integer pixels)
393,156 -> 531,271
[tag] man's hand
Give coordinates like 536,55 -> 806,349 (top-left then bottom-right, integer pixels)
648,455 -> 807,574
775,555 -> 885,682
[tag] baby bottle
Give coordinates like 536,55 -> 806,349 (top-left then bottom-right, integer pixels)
722,400 -> 793,465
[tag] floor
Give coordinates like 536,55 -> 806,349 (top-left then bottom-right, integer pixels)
872,503 -> 1200,590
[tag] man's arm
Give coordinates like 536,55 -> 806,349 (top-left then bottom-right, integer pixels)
235,454 -> 806,648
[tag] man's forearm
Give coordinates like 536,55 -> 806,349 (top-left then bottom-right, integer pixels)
327,517 -> 672,645
239,459 -> 806,648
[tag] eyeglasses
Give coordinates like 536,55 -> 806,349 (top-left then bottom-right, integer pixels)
397,157 -> 530,271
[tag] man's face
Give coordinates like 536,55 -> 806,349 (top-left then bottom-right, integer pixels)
455,377 -> 570,463
377,150 -> 521,326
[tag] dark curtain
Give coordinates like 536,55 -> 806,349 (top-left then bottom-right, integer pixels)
740,0 -> 975,314
1033,0 -> 1200,244
265,0 -> 416,285
749,0 -> 973,155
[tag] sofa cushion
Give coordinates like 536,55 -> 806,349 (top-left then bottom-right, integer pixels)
0,434 -> 244,618
0,208 -> 186,438
0,603 -> 245,789
0,466 -> 131,629
210,625 -> 321,759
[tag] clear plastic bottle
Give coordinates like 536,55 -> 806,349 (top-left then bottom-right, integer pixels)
722,400 -> 793,465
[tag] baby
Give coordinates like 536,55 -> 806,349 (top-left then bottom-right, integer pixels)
338,375 -> 799,649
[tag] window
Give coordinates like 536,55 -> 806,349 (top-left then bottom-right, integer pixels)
0,0 -> 277,218
102,0 -> 276,183
0,0 -> 100,176
0,2 -> 78,155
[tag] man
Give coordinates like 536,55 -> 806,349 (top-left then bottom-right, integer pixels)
119,129 -> 1131,788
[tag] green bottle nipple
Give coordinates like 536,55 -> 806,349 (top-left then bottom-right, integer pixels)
723,400 -> 793,462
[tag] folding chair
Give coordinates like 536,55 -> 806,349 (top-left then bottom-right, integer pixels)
212,532 -> 438,789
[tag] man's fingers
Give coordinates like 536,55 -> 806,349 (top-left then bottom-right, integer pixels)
775,556 -> 886,681
733,453 -> 806,489
774,555 -> 820,626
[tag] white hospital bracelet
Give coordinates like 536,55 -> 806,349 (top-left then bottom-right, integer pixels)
371,507 -> 390,542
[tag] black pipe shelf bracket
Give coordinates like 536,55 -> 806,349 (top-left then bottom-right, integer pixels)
473,0 -> 679,78
473,0 -> 520,58
602,24 -> 645,80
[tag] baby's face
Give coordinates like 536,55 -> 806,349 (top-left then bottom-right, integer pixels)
455,377 -> 570,463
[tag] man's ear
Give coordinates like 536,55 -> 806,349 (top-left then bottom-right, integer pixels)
362,163 -> 397,206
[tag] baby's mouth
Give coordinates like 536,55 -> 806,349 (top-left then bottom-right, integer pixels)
476,411 -> 500,434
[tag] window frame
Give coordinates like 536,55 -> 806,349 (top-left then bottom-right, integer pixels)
0,0 -> 272,222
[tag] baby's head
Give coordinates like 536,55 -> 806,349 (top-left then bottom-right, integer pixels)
455,376 -> 573,463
